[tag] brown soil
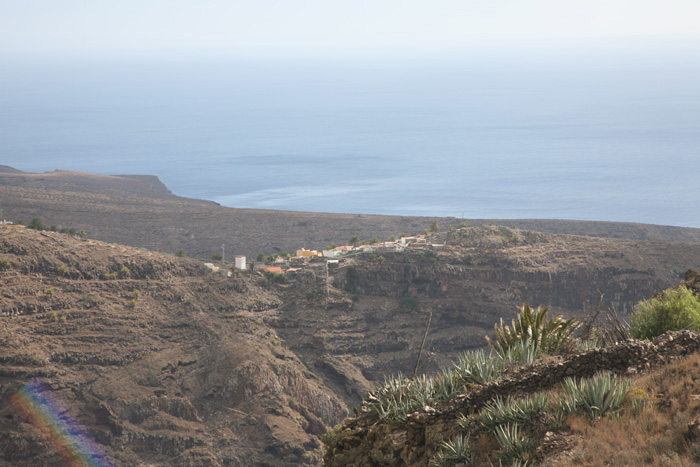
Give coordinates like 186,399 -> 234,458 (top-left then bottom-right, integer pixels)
0,226 -> 343,466
2,222 -> 700,465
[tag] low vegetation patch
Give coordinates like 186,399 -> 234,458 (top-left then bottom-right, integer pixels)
399,296 -> 418,310
630,285 -> 700,339
324,282 -> 700,466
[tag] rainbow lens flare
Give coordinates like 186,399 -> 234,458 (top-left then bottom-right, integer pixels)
10,379 -> 115,467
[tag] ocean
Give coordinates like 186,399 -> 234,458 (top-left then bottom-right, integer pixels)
1,51 -> 699,228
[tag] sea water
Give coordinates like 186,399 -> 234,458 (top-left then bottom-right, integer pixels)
1,51 -> 699,228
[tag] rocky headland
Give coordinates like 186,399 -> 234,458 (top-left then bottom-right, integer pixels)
3,165 -> 700,259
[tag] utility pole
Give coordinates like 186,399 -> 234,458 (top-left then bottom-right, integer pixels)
412,309 -> 433,379
326,261 -> 330,300
221,244 -> 225,265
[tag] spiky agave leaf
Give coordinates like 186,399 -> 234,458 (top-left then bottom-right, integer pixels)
487,304 -> 580,358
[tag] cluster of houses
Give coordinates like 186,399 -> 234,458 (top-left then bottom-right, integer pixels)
321,234 -> 444,258
211,234 -> 445,278
0,212 -> 444,281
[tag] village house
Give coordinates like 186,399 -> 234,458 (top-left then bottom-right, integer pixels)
263,266 -> 284,274
295,248 -> 322,258
323,245 -> 353,258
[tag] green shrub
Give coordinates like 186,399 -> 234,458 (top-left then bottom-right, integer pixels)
629,286 -> 700,339
345,266 -> 359,294
175,249 -> 186,258
400,296 -> 418,309
264,270 -> 287,283
28,218 -> 47,231
407,249 -> 438,264
306,289 -> 323,300
0,258 -> 10,270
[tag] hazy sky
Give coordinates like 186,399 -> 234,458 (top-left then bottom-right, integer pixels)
2,0 -> 700,59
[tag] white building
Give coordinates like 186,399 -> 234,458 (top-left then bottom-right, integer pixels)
235,255 -> 246,270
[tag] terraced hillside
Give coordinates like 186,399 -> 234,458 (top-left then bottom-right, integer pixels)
3,222 -> 700,465
0,225 -> 343,466
269,225 -> 700,399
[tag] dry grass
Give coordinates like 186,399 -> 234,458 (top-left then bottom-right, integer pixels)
545,353 -> 700,466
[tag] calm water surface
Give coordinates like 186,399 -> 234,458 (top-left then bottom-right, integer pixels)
1,52 -> 699,227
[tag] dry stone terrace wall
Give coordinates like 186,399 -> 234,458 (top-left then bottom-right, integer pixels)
435,331 -> 700,419
327,330 -> 700,466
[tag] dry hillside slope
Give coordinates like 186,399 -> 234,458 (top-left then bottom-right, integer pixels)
268,225 -> 700,403
0,225 -> 344,466
2,220 -> 700,464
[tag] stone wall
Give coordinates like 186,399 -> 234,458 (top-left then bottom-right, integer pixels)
325,330 -> 700,466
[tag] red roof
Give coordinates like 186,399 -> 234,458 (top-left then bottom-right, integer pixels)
264,266 -> 284,273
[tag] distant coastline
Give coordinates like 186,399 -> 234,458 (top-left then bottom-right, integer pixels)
3,166 -> 700,261
2,56 -> 699,228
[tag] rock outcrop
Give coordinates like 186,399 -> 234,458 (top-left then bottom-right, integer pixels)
272,228 -> 700,397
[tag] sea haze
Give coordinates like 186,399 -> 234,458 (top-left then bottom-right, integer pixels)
1,49 -> 699,228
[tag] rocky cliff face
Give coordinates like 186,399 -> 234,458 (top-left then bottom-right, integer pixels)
270,226 -> 700,396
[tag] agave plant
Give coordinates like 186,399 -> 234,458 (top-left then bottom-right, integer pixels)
433,368 -> 466,401
430,434 -> 474,466
454,349 -> 507,385
560,372 -> 631,419
500,338 -> 541,367
479,393 -> 549,431
367,373 -> 441,422
494,423 -> 536,465
487,304 -> 580,358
